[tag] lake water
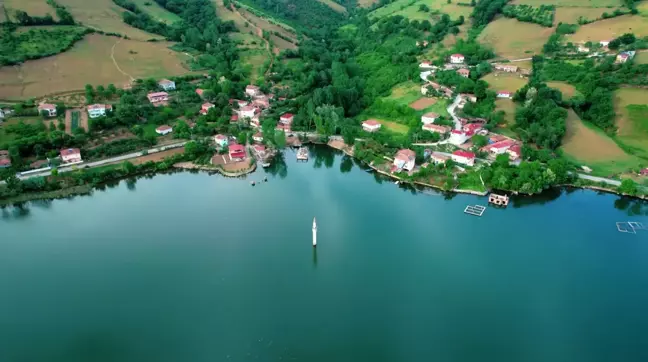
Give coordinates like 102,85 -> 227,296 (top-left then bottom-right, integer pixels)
2,147 -> 648,362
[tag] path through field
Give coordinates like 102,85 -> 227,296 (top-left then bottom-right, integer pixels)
229,4 -> 276,76
111,38 -> 135,82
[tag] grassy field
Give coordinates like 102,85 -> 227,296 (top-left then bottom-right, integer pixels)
0,117 -> 43,145
495,98 -> 517,127
57,0 -> 162,40
316,0 -> 347,13
553,7 -> 610,24
385,81 -> 450,115
634,51 -> 648,64
0,34 -> 192,100
568,15 -> 648,43
478,17 -> 553,59
370,0 -> 471,20
377,119 -> 409,134
4,0 -> 58,20
512,0 -> 621,5
240,48 -> 270,80
547,81 -> 580,98
482,73 -> 528,93
614,88 -> 648,158
132,0 -> 182,23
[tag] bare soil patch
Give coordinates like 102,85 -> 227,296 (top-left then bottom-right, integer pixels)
131,148 -> 184,165
561,110 -> 627,162
568,15 -> 648,43
478,17 -> 554,59
547,81 -> 579,98
409,97 -> 438,110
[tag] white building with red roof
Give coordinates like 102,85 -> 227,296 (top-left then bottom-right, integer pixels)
497,91 -> 512,99
451,150 -> 475,166
506,144 -> 522,160
483,139 -> 517,156
280,113 -> 294,125
419,61 -> 433,69
0,150 -> 11,168
253,132 -> 263,143
147,92 -> 169,105
214,134 -> 228,147
228,143 -> 246,161
421,112 -> 439,124
430,152 -> 449,165
199,102 -> 215,115
239,105 -> 256,119
422,124 -> 451,134
457,68 -> 470,78
362,119 -> 381,132
253,144 -> 266,156
60,148 -> 82,163
393,149 -> 416,172
38,103 -> 57,117
87,104 -> 112,118
449,130 -> 471,146
463,123 -> 483,135
195,88 -> 204,98
245,85 -> 261,97
450,54 -> 465,64
155,125 -> 173,135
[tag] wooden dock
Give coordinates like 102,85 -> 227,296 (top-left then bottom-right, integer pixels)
464,205 -> 486,216
296,147 -> 308,161
488,193 -> 509,207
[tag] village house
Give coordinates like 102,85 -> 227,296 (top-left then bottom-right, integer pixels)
362,119 -> 382,132
449,130 -> 471,145
393,149 -> 416,172
421,112 -> 439,124
494,64 -> 518,73
463,123 -> 483,135
280,113 -> 294,125
497,91 -> 512,99
38,103 -> 57,117
158,79 -> 176,91
419,61 -> 433,69
86,104 -> 112,118
252,97 -> 270,109
430,152 -> 449,165
147,92 -> 169,105
506,144 -> 522,160
156,125 -> 173,135
236,99 -> 249,107
600,40 -> 610,47
457,68 -> 470,78
196,88 -> 204,98
214,134 -> 228,148
577,45 -> 590,53
60,148 -> 82,163
253,144 -> 266,157
450,53 -> 465,64
640,168 -> 648,176
230,114 -> 239,123
239,105 -> 257,119
229,143 -> 246,161
199,102 -> 215,115
0,150 -> 11,168
460,93 -> 477,103
483,139 -> 516,156
246,85 -> 261,97
249,115 -> 261,128
616,51 -> 636,64
422,123 -> 450,134
253,132 -> 264,143
451,150 -> 475,167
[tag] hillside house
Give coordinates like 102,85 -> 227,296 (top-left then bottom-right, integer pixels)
430,152 -> 449,165
147,92 -> 169,105
199,102 -> 215,115
253,132 -> 263,143
393,149 -> 416,172
246,85 -> 261,97
214,134 -> 228,147
419,61 -> 433,69
229,144 -> 246,161
60,148 -> 82,163
506,144 -> 522,160
494,64 -> 518,73
87,104 -> 112,118
230,114 -> 239,123
450,54 -> 465,64
253,144 -> 266,156
280,113 -> 294,125
457,68 -> 470,78
421,112 -> 439,124
497,91 -> 512,99
158,79 -> 176,91
616,51 -> 636,64
156,125 -> 173,135
362,119 -> 382,132
196,89 -> 204,98
463,123 -> 483,135
252,97 -> 270,109
577,45 -> 590,53
600,40 -> 610,47
460,93 -> 477,103
38,103 -> 57,117
483,139 -> 516,156
239,106 -> 257,119
422,123 -> 450,134
0,150 -> 10,168
451,150 -> 475,167
449,130 -> 471,145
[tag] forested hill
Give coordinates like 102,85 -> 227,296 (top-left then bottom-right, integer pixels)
235,0 -> 346,36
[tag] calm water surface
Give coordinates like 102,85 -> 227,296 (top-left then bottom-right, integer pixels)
2,147 -> 648,362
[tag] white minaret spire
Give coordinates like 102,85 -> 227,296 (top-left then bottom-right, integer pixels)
312,217 -> 317,247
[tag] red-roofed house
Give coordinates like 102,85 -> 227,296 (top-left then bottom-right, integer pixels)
506,144 -> 522,160
199,102 -> 215,115
393,149 -> 416,172
640,168 -> 648,176
449,130 -> 471,145
430,152 -> 449,165
252,97 -> 270,109
463,123 -> 483,135
497,91 -> 512,99
196,88 -> 204,97
147,92 -> 169,105
246,85 -> 261,97
0,150 -> 11,168
38,103 -> 57,117
253,132 -> 263,143
230,114 -> 239,123
214,134 -> 228,147
253,144 -> 266,156
229,144 -> 246,161
239,105 -> 256,119
362,119 -> 381,132
483,139 -> 516,156
422,124 -> 451,134
452,150 -> 475,166
421,112 -> 439,124
156,125 -> 173,135
419,61 -> 433,69
450,54 -> 465,64
87,104 -> 112,118
60,148 -> 82,163
457,68 -> 470,78
280,113 -> 294,125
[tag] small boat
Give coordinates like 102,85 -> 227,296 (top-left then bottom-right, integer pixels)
250,181 -> 256,186
394,181 -> 400,185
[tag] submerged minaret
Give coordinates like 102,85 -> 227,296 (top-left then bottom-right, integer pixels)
312,217 -> 317,247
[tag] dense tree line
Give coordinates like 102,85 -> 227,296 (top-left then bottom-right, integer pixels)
502,4 -> 554,27
512,82 -> 567,149
0,26 -> 89,66
113,0 -> 173,37
470,0 -> 509,28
